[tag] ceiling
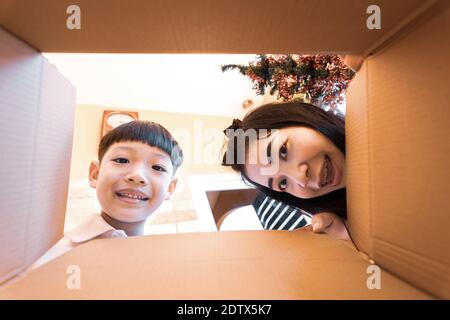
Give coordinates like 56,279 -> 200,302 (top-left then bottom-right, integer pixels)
43,53 -> 266,117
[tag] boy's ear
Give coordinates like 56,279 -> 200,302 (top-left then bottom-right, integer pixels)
88,160 -> 100,189
165,178 -> 178,200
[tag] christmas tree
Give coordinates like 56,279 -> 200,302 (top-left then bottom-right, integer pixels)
222,54 -> 355,112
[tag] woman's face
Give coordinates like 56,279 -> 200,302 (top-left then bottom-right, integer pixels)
244,126 -> 346,199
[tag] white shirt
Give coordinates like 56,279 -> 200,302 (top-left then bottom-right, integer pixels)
29,214 -> 127,270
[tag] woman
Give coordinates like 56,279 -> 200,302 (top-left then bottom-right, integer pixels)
222,101 -> 349,240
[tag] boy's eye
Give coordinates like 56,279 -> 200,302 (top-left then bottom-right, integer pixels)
279,142 -> 288,159
112,157 -> 129,164
152,165 -> 167,172
278,178 -> 288,191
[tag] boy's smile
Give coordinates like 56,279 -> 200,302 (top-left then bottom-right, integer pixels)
115,189 -> 150,203
89,141 -> 177,224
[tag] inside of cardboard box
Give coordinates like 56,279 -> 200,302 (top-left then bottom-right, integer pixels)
1,0 -> 449,299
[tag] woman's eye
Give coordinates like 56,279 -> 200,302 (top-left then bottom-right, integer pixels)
152,165 -> 167,172
112,158 -> 129,164
278,178 -> 288,191
279,143 -> 288,159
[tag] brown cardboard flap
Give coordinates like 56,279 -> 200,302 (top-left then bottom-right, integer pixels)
346,2 -> 450,299
0,27 -> 76,284
1,0 -> 424,54
0,230 -> 431,299
346,61 -> 373,256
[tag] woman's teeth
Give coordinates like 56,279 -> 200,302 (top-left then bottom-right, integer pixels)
322,155 -> 332,187
325,156 -> 332,186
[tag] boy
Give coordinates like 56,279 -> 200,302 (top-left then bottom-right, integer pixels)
30,120 -> 183,269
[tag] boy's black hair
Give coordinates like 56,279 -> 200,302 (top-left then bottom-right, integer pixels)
99,120 -> 183,173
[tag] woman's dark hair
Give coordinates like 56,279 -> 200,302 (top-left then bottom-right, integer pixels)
222,101 -> 347,218
99,120 -> 183,173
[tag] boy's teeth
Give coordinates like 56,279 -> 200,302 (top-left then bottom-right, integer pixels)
117,192 -> 147,200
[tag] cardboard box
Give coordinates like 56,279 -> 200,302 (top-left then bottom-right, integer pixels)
0,26 -> 76,285
0,0 -> 448,299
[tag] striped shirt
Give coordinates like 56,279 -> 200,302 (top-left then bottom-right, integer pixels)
252,193 -> 312,230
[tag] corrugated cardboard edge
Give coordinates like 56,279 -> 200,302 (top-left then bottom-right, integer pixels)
347,0 -> 450,299
362,0 -> 446,58
0,230 -> 433,299
0,27 -> 76,285
0,0 -> 427,54
346,60 -> 373,257
368,0 -> 450,296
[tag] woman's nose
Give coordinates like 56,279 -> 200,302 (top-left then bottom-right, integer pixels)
282,162 -> 309,188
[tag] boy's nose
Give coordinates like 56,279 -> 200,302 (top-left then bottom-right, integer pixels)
125,170 -> 148,185
127,176 -> 147,185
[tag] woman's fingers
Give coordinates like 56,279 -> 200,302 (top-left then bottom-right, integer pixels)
343,54 -> 365,72
311,212 -> 335,233
311,212 -> 350,240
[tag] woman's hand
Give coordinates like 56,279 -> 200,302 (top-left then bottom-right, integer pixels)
310,212 -> 350,240
343,54 -> 365,72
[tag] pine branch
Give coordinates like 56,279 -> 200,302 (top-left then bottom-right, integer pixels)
221,54 -> 355,109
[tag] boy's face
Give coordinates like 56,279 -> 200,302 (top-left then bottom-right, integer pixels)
89,141 -> 177,223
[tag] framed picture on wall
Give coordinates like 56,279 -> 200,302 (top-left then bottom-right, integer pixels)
101,110 -> 139,136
